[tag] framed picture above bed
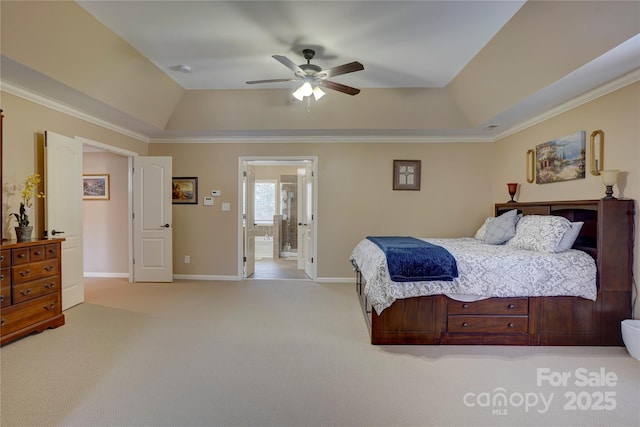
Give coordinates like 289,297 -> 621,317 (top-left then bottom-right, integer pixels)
172,177 -> 198,204
535,131 -> 586,184
393,160 -> 421,190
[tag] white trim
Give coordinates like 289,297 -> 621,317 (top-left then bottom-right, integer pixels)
76,136 -> 138,157
83,272 -> 129,278
494,69 -> 640,140
315,277 -> 354,284
173,274 -> 241,281
1,80 -> 150,143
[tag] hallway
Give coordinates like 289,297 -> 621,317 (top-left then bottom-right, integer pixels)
253,257 -> 309,280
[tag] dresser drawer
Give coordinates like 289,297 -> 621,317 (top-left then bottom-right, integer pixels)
447,297 -> 528,315
0,250 -> 10,268
12,259 -> 59,284
1,285 -> 10,308
44,244 -> 59,259
0,294 -> 61,336
0,267 -> 10,287
29,245 -> 47,262
447,315 -> 528,333
12,277 -> 60,304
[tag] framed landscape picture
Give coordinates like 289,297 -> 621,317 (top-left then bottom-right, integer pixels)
172,177 -> 198,204
535,131 -> 586,184
83,174 -> 110,200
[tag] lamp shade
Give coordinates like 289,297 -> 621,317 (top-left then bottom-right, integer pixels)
601,170 -> 620,186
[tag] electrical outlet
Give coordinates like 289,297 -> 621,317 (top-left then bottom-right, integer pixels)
184,255 -> 190,264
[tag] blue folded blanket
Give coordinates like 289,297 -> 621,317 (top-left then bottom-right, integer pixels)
367,236 -> 458,282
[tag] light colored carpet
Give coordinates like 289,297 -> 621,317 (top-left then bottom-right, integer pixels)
1,278 -> 638,427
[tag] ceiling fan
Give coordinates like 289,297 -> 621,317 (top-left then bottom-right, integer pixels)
246,49 -> 364,100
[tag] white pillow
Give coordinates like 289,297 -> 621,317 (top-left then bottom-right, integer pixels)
506,215 -> 572,253
484,209 -> 519,245
555,221 -> 584,252
474,217 -> 493,241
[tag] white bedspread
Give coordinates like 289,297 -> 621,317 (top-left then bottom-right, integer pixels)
350,237 -> 597,314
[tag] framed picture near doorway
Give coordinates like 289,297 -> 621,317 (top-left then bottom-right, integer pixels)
172,177 -> 198,204
83,174 -> 110,200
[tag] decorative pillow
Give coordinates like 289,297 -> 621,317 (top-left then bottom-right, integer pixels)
555,221 -> 584,252
507,215 -> 572,252
474,217 -> 493,240
484,209 -> 519,245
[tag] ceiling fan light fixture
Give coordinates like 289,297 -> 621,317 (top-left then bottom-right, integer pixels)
312,86 -> 326,101
292,81 -> 314,101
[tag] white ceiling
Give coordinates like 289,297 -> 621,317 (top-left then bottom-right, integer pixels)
2,1 -> 638,141
76,0 -> 526,91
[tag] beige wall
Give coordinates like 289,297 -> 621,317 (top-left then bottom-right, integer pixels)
83,152 -> 129,275
1,92 -> 148,238
2,82 -> 638,315
148,141 -> 494,278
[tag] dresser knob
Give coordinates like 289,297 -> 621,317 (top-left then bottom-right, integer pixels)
18,253 -> 25,258
20,289 -> 32,296
43,303 -> 56,310
44,265 -> 54,272
462,303 -> 469,309
44,283 -> 56,289
0,295 -> 4,302
34,251 -> 42,256
508,304 -> 515,309
1,318 -> 5,327
508,323 -> 515,328
462,322 -> 469,327
0,255 -> 4,262
19,269 -> 31,277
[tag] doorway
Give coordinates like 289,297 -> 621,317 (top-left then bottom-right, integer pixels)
239,157 -> 317,280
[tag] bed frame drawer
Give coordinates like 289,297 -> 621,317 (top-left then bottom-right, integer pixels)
447,297 -> 528,315
447,315 -> 528,333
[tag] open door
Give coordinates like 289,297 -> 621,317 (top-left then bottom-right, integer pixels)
299,162 -> 315,279
45,131 -> 84,310
244,164 -> 256,278
133,156 -> 173,282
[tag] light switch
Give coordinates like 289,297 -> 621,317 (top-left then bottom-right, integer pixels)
211,190 -> 221,197
222,202 -> 231,211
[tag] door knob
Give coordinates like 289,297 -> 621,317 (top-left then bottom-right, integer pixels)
298,222 -> 308,226
162,224 -> 171,228
51,230 -> 65,236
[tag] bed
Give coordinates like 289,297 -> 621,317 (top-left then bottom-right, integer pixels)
350,199 -> 634,345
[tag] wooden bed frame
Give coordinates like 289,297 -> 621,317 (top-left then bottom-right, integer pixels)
354,199 -> 635,345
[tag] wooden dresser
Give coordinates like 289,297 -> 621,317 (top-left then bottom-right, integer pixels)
1,238 -> 65,345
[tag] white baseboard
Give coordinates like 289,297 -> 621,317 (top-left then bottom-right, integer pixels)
84,272 -> 129,278
173,274 -> 241,281
315,277 -> 354,284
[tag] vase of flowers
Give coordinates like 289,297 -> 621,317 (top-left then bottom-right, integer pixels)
11,173 -> 44,242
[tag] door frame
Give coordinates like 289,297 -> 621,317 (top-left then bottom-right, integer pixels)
237,156 -> 318,280
76,137 -> 137,282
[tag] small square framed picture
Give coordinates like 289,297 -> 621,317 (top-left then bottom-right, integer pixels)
172,177 -> 198,204
83,174 -> 110,200
393,160 -> 421,190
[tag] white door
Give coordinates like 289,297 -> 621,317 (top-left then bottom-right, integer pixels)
244,164 -> 256,278
45,131 -> 84,310
299,162 -> 315,279
133,156 -> 173,282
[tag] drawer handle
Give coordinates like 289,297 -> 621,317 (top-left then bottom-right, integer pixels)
508,304 -> 515,309
18,253 -> 26,258
44,283 -> 56,289
0,295 -> 4,302
43,303 -> 56,310
0,255 -> 4,262
34,251 -> 42,256
44,265 -> 54,272
462,322 -> 469,327
0,274 -> 4,280
1,318 -> 5,327
462,303 -> 469,309
19,269 -> 31,277
20,289 -> 32,296
508,322 -> 515,328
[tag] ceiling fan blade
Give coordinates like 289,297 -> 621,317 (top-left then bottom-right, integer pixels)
318,61 -> 364,79
246,78 -> 298,85
272,55 -> 306,77
318,80 -> 361,96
